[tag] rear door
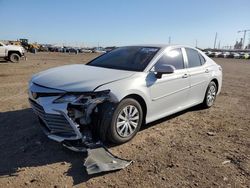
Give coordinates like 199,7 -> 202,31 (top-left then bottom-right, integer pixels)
184,48 -> 210,104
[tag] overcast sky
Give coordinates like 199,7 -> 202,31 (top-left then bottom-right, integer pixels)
0,0 -> 250,48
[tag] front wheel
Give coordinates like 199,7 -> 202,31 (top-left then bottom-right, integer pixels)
9,53 -> 20,63
104,98 -> 143,144
202,81 -> 217,108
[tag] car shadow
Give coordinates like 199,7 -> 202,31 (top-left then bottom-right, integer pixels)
141,104 -> 205,131
0,105 -> 205,185
0,59 -> 8,63
0,108 -> 111,185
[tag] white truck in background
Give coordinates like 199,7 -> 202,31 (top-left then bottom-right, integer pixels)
0,42 -> 25,63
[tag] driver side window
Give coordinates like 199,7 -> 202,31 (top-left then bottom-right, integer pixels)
155,48 -> 184,70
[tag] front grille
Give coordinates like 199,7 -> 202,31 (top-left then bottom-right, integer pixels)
29,99 -> 77,138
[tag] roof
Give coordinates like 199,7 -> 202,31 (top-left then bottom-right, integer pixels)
122,44 -> 196,49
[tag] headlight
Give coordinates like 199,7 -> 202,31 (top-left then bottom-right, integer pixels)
53,94 -> 80,103
53,90 -> 110,104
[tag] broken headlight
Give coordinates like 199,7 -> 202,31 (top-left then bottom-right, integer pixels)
53,90 -> 110,104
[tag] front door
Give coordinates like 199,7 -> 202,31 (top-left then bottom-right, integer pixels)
148,48 -> 190,119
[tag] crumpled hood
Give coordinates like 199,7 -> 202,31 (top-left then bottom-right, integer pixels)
32,64 -> 134,92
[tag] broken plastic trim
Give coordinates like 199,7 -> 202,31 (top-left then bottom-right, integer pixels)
50,90 -> 131,175
84,147 -> 132,175
60,93 -> 131,175
62,140 -> 132,175
67,90 -> 118,125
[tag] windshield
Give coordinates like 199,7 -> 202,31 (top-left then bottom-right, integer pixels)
87,46 -> 160,71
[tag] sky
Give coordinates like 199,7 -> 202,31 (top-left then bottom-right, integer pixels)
0,0 -> 250,48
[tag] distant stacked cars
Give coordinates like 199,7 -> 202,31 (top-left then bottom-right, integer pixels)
204,51 -> 250,59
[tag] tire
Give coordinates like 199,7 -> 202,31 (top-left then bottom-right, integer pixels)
98,98 -> 143,144
202,81 -> 217,108
9,53 -> 20,63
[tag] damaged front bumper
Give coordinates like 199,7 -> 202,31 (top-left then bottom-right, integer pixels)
28,84 -> 131,175
28,89 -> 114,143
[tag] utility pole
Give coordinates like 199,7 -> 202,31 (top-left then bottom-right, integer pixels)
238,29 -> 250,49
213,32 -> 217,49
195,39 -> 198,48
168,36 -> 171,44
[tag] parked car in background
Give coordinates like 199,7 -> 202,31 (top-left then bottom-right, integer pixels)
239,52 -> 250,59
214,52 -> 222,58
207,51 -> 216,58
218,52 -> 230,58
232,52 -> 240,59
80,48 -> 92,53
93,47 -> 106,53
29,45 -> 222,145
0,41 -> 25,63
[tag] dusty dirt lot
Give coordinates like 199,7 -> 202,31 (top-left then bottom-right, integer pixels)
0,53 -> 249,187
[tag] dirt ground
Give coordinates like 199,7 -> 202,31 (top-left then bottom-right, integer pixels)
0,52 -> 249,187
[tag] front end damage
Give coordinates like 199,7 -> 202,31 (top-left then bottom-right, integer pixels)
29,86 -> 131,174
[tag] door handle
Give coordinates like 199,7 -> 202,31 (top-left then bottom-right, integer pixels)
205,69 -> 209,73
182,74 -> 188,78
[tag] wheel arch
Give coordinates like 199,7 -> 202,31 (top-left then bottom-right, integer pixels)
122,94 -> 147,123
8,50 -> 21,57
210,78 -> 219,93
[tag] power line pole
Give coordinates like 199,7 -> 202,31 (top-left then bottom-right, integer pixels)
238,29 -> 250,49
195,39 -> 198,48
213,32 -> 217,49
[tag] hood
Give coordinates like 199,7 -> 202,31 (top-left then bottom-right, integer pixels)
32,64 -> 135,92
6,45 -> 23,51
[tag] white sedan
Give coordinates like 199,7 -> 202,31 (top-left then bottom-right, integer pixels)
29,45 -> 222,145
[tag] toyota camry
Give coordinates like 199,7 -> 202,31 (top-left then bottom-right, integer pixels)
28,45 -> 222,145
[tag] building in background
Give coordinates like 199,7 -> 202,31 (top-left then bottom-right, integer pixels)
234,38 -> 243,49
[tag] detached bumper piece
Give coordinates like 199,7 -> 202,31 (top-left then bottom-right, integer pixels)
62,141 -> 132,175
84,146 -> 132,175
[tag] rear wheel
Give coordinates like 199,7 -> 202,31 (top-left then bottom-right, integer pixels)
202,81 -> 217,108
9,53 -> 20,63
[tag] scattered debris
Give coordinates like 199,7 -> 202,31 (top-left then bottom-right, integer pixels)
223,177 -> 228,181
25,181 -> 31,185
207,131 -> 216,136
222,160 -> 231,165
25,178 -> 37,185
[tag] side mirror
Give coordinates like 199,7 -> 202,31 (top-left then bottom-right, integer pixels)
154,64 -> 175,79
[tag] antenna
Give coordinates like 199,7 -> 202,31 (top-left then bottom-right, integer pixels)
237,29 -> 250,49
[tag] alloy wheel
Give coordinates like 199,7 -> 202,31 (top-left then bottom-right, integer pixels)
207,85 -> 216,106
116,105 -> 139,138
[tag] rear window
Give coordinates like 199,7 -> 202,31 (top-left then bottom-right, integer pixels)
199,53 -> 206,65
87,46 -> 159,71
185,48 -> 202,68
